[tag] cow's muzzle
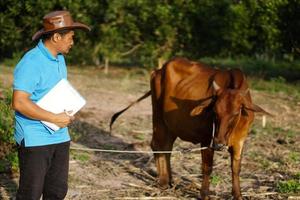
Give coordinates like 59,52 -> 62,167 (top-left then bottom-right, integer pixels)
213,143 -> 228,151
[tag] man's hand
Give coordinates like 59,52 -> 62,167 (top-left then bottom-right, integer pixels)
52,111 -> 75,128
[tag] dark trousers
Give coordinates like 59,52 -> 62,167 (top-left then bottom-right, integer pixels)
16,141 -> 70,200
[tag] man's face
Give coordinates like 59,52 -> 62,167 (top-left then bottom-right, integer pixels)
56,30 -> 75,54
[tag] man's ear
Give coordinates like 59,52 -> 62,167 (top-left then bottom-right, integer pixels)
52,33 -> 61,42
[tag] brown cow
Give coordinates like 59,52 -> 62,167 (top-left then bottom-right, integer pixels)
110,57 -> 271,200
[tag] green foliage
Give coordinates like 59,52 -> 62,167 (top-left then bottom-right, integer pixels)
6,151 -> 19,172
0,0 -> 299,66
3,52 -> 24,68
201,57 -> 300,83
278,0 -> 300,61
0,88 -> 14,144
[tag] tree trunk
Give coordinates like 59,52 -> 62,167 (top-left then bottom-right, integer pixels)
104,57 -> 109,74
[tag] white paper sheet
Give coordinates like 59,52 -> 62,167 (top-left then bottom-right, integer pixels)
36,79 -> 86,131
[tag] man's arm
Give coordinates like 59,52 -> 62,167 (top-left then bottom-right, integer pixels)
12,90 -> 74,128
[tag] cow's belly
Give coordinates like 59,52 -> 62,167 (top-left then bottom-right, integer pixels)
164,113 -> 213,144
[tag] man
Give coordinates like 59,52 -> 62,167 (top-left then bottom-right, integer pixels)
12,10 -> 90,200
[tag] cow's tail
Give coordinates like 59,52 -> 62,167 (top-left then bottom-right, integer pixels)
109,90 -> 151,132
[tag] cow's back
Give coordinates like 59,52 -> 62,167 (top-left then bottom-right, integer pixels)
162,58 -> 216,111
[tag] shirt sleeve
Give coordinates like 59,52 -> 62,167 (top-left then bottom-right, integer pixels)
13,58 -> 40,94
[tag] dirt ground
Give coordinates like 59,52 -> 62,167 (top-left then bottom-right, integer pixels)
0,65 -> 299,200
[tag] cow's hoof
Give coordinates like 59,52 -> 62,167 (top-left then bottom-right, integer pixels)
233,196 -> 243,200
201,196 -> 210,200
200,190 -> 210,200
157,180 -> 170,190
158,184 -> 169,190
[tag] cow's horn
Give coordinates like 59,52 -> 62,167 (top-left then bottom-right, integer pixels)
213,81 -> 221,91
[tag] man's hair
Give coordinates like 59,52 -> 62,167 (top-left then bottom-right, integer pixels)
41,29 -> 72,41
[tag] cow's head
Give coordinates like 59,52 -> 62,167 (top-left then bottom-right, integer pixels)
212,81 -> 271,151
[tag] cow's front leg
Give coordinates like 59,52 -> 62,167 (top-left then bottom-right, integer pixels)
229,142 -> 244,200
200,148 -> 214,200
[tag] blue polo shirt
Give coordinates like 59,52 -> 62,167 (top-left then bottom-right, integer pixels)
13,40 -> 70,147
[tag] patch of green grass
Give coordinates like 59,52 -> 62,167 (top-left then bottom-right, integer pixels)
289,152 -> 300,163
249,77 -> 300,100
133,134 -> 145,140
286,130 -> 297,139
252,125 -> 297,139
277,179 -> 300,193
102,144 -> 115,150
210,175 -> 222,186
248,151 -> 259,160
260,158 -> 271,169
71,152 -> 90,163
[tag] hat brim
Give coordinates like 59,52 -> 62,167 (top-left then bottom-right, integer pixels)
32,22 -> 91,41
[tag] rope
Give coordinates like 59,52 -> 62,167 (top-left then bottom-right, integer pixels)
70,146 -> 209,154
210,121 -> 215,148
72,120 -> 217,154
70,121 -> 217,154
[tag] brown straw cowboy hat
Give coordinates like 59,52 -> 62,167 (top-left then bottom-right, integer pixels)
32,10 -> 91,41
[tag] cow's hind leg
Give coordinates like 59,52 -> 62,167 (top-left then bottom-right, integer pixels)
151,129 -> 176,189
200,148 -> 214,200
150,68 -> 176,188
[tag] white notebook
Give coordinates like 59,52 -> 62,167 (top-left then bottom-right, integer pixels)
36,79 -> 86,131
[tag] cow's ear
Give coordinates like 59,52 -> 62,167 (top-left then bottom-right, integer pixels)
244,103 -> 273,116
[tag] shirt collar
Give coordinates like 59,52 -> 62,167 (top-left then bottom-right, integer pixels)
37,39 -> 58,61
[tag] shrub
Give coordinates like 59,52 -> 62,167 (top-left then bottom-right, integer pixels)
0,87 -> 17,173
